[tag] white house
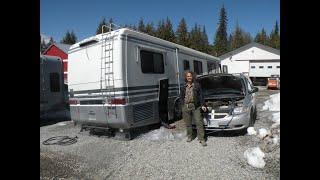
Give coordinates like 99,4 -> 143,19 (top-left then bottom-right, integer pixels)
220,42 -> 280,84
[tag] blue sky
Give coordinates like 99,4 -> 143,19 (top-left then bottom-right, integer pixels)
40,0 -> 279,44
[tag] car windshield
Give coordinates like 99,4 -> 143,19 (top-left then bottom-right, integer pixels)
198,75 -> 244,96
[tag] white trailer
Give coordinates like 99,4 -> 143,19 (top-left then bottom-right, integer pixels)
68,27 -> 220,138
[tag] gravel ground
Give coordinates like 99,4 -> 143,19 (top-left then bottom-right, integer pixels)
40,88 -> 280,179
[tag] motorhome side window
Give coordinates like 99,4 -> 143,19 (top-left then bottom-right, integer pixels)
193,60 -> 203,75
183,60 -> 190,70
140,50 -> 164,74
50,73 -> 60,92
207,61 -> 216,73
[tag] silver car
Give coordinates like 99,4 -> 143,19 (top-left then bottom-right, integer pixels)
196,73 -> 258,134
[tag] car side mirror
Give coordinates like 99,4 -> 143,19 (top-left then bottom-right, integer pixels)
250,87 -> 259,94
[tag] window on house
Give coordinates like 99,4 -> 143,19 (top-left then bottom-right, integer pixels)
259,66 -> 264,69
251,66 -> 255,69
183,60 -> 190,71
50,73 -> 60,92
193,60 -> 203,75
268,66 -> 272,69
140,50 -> 164,74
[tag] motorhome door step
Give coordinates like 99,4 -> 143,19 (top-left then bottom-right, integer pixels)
105,61 -> 114,64
105,72 -> 113,75
105,49 -> 113,51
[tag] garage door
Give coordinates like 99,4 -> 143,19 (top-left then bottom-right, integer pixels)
249,62 -> 279,77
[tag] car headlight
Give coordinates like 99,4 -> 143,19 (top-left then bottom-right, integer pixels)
233,106 -> 249,114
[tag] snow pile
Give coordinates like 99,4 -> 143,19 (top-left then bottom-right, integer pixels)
272,112 -> 280,124
141,127 -> 185,141
244,147 -> 266,168
272,135 -> 279,145
247,127 -> 257,135
262,93 -> 280,111
56,122 -> 67,126
258,128 -> 269,139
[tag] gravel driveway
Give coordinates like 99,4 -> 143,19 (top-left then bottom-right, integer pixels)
40,88 -> 280,180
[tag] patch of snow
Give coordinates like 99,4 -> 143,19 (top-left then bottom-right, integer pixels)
244,147 -> 266,168
56,122 -> 67,126
272,135 -> 279,145
247,127 -> 257,135
272,112 -> 280,124
262,93 -> 280,111
140,127 -> 184,141
258,128 -> 269,139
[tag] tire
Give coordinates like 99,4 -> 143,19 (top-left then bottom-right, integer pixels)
249,109 -> 255,127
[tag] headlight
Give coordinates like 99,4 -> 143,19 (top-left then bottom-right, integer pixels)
233,106 -> 249,114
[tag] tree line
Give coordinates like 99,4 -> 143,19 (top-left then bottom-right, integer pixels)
41,5 -> 280,56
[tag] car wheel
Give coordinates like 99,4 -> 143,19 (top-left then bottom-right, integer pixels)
254,107 -> 257,121
249,109 -> 255,127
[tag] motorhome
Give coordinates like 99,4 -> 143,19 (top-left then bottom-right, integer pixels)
68,27 -> 220,138
40,55 -> 68,121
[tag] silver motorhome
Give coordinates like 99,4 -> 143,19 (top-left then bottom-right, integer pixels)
40,55 -> 68,120
68,27 -> 220,138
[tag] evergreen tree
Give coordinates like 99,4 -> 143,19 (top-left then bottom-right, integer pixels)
176,18 -> 190,47
138,18 -> 146,33
40,39 -> 47,54
156,19 -> 166,39
227,34 -> 233,51
255,28 -> 268,45
96,17 -> 108,34
201,26 -> 209,53
231,23 -> 245,50
163,17 -> 176,42
213,5 -> 228,56
145,22 -> 156,36
189,23 -> 202,51
268,21 -> 280,49
61,31 -> 77,45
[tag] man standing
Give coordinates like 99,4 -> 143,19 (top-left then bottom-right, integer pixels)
180,71 -> 207,146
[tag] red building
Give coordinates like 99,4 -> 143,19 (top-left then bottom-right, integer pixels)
43,43 -> 71,83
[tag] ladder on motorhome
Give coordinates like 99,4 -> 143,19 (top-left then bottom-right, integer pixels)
100,24 -> 117,118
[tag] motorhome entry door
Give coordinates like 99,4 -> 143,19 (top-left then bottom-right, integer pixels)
158,79 -> 169,123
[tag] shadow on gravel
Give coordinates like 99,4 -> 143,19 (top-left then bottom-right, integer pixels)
204,129 -> 247,138
40,116 -> 71,127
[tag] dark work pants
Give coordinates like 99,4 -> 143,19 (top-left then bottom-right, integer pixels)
182,104 -> 205,141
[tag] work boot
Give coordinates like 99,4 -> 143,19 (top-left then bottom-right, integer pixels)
200,140 -> 207,146
186,137 -> 192,142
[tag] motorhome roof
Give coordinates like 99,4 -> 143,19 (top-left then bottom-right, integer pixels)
70,28 -> 220,61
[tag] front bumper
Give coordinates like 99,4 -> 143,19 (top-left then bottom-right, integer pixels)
193,112 -> 250,131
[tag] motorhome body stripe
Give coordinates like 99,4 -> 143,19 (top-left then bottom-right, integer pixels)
74,89 -> 179,99
72,84 -> 180,94
73,92 -> 179,103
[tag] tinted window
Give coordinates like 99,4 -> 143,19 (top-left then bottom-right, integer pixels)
259,66 -> 264,69
268,66 -> 272,69
140,50 -> 164,74
199,75 -> 244,96
222,65 -> 228,73
207,62 -> 217,73
276,66 -> 280,68
251,66 -> 255,69
193,60 -> 203,75
50,73 -> 60,92
183,60 -> 190,70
